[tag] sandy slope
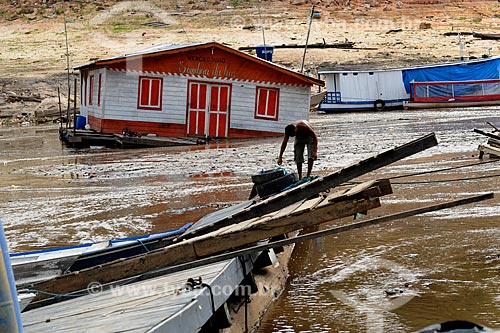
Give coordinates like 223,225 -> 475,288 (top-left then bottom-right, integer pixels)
1,0 -> 500,124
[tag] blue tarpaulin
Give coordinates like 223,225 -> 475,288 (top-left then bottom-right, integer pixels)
402,57 -> 500,93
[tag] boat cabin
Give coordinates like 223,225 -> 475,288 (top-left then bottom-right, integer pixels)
75,42 -> 324,139
317,56 -> 500,112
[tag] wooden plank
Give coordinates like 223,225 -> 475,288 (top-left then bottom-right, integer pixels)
271,201 -> 305,219
320,179 -> 392,207
181,133 -> 438,240
487,138 -> 500,148
289,196 -> 325,216
320,188 -> 349,203
479,144 -> 500,158
23,258 -> 249,333
26,241 -> 198,310
474,128 -> 500,141
192,197 -> 381,257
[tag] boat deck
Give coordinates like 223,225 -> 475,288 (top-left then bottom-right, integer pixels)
59,128 -> 203,148
22,256 -> 253,332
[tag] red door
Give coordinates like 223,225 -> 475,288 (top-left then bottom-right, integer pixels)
187,82 -> 230,138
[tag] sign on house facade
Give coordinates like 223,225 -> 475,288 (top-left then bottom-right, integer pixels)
75,42 -> 324,139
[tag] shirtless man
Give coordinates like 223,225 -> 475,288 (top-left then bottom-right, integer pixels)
277,120 -> 318,179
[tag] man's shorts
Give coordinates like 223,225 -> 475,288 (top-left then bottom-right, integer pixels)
294,136 -> 313,163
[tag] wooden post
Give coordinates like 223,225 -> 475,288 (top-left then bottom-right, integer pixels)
57,87 -> 62,129
73,78 -> 77,135
300,4 -> 315,73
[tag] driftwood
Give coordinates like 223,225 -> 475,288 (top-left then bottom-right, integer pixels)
474,128 -> 500,141
34,109 -> 62,118
6,94 -> 42,103
238,41 -> 355,51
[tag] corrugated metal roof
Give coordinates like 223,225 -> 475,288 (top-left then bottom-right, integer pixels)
74,42 -> 204,69
108,42 -> 204,60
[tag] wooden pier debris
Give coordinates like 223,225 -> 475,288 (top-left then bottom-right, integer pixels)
143,192 -> 494,279
238,41 -> 355,51
22,256 -> 257,333
22,192 -> 494,332
59,128 -> 202,148
474,128 -> 500,158
182,132 -> 438,240
25,133 -> 437,311
24,180 -> 392,310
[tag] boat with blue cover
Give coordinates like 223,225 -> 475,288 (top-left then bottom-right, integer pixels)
317,56 -> 500,112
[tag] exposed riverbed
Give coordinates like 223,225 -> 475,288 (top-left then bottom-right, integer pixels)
1,108 -> 500,332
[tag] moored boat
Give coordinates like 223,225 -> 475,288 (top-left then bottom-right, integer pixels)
317,56 -> 500,112
404,78 -> 500,109
11,223 -> 191,287
473,32 -> 500,40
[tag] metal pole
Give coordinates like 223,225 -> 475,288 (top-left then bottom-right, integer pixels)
300,5 -> 315,73
62,0 -> 71,128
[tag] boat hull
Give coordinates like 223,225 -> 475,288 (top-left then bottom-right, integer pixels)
405,99 -> 500,109
317,100 -> 404,113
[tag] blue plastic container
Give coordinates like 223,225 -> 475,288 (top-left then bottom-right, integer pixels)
0,219 -> 22,332
255,45 -> 274,61
75,116 -> 86,130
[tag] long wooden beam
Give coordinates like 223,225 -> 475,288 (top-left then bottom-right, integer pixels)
25,182 -> 389,310
474,128 -> 500,141
181,133 -> 438,240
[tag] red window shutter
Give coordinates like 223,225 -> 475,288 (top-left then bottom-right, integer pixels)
267,90 -> 277,117
140,79 -> 150,106
97,74 -> 102,106
151,79 -> 160,107
82,75 -> 86,107
89,75 -> 94,105
257,89 -> 267,116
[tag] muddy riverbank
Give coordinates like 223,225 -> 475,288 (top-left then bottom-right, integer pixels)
1,108 -> 500,331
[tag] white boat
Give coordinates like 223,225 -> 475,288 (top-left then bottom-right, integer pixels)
317,56 -> 500,112
11,224 -> 191,287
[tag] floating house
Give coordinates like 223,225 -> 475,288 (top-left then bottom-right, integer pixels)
75,42 -> 324,139
317,56 -> 500,112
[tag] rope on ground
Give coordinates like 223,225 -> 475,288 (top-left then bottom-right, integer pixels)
344,159 -> 500,186
27,289 -> 88,298
387,159 -> 500,180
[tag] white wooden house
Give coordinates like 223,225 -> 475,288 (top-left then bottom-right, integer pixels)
75,42 -> 324,139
